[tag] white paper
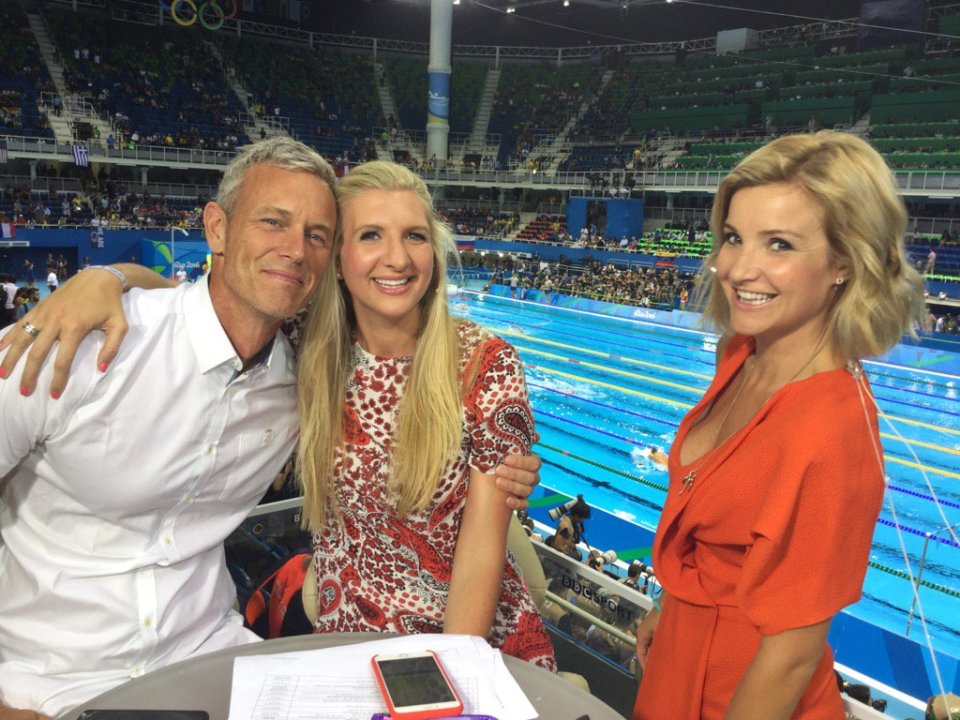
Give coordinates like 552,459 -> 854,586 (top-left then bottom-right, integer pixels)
228,635 -> 538,720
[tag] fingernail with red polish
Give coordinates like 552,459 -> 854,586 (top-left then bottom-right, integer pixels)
0,368 -> 7,379
51,390 -> 61,400
20,385 -> 29,396
98,362 -> 109,372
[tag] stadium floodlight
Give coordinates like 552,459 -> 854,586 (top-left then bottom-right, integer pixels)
563,0 -> 570,5
505,5 -> 516,12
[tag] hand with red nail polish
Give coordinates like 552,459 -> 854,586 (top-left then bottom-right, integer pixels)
0,264 -> 167,397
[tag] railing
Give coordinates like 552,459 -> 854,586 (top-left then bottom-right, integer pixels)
3,133 -> 959,197
642,206 -> 710,225
242,110 -> 290,134
535,203 -> 566,216
909,217 -> 960,235
140,182 -> 218,199
898,170 -> 960,193
1,134 -> 236,167
437,198 -> 521,213
532,133 -> 559,148
0,174 -> 84,195
65,95 -> 99,119
373,127 -> 500,150
39,91 -> 106,128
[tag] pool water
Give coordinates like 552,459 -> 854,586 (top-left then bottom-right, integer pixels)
452,289 -> 960,662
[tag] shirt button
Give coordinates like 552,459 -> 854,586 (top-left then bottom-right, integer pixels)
162,536 -> 174,546
204,444 -> 213,454
131,664 -> 144,677
143,616 -> 153,628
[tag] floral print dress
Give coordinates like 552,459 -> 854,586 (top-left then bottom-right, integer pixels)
311,321 -> 556,670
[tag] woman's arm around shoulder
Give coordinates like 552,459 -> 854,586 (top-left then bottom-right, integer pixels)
0,264 -> 173,396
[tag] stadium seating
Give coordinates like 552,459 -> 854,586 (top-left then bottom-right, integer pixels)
0,6 -> 55,139
559,145 -> 631,172
908,240 -> 960,283
440,207 -> 519,237
517,215 -> 568,243
489,62 -> 602,166
216,39 -> 377,158
43,8 -> 249,150
385,56 -> 428,132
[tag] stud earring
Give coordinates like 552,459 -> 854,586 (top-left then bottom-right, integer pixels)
709,266 -> 717,273
835,277 -> 845,285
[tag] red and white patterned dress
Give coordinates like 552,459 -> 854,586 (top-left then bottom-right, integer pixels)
311,320 -> 557,670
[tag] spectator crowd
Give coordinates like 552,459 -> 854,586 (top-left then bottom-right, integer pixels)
485,258 -> 695,311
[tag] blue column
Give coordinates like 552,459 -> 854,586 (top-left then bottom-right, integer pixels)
427,0 -> 452,169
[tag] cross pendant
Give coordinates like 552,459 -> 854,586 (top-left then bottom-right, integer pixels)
679,470 -> 696,495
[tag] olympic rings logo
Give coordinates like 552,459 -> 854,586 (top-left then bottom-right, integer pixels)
157,0 -> 237,30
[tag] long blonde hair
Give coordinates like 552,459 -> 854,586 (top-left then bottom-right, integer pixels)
297,161 -> 461,530
697,130 -> 926,362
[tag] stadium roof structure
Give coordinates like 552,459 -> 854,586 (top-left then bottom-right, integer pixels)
318,0 -> 867,47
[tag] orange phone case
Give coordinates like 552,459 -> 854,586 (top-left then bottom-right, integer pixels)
371,650 -> 464,720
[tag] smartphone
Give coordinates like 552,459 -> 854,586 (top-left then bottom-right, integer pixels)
371,650 -> 464,720
77,712 -> 209,720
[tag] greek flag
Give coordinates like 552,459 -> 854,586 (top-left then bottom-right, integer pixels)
72,144 -> 89,167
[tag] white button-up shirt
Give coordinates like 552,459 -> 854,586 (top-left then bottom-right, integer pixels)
0,278 -> 299,716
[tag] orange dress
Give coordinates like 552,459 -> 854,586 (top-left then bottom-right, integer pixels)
633,335 -> 884,720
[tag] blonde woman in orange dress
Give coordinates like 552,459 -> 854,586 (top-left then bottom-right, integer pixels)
633,132 -> 925,720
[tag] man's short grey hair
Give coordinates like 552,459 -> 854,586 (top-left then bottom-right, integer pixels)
216,137 -> 338,217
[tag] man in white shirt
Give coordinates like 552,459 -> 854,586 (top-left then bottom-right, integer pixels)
0,137 -> 338,719
0,274 -> 16,326
0,138 -> 539,720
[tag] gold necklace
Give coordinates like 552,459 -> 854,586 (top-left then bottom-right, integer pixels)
678,362 -> 753,495
677,335 -> 829,496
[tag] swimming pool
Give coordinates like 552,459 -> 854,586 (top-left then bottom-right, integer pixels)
452,288 -> 960,665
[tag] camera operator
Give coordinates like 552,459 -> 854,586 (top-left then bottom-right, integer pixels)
548,495 -> 591,560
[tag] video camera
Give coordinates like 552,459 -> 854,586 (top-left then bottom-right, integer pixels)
547,494 -> 591,522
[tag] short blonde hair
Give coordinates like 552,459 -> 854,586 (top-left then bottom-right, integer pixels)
697,131 -> 926,362
297,161 -> 461,529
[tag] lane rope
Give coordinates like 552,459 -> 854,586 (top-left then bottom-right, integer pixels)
528,361 -> 960,476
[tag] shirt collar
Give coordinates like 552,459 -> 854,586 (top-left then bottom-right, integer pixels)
183,275 -> 280,376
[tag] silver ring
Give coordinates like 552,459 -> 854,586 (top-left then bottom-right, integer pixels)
22,321 -> 40,338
